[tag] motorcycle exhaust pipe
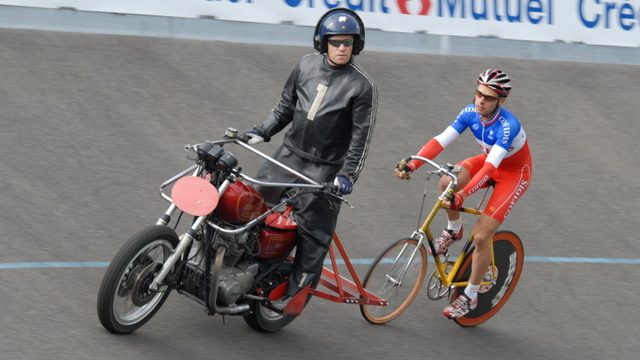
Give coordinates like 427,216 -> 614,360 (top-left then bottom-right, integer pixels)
207,246 -> 225,315
206,246 -> 251,316
216,303 -> 250,315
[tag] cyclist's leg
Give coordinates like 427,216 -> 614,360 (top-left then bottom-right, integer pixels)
443,215 -> 497,315
433,155 -> 485,255
468,215 -> 500,284
444,166 -> 529,318
446,167 -> 531,321
439,154 -> 485,220
470,166 -> 530,284
482,164 -> 531,223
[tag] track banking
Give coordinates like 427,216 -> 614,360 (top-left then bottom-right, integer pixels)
284,0 -> 554,24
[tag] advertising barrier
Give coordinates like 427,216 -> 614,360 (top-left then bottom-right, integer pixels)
1,0 -> 638,47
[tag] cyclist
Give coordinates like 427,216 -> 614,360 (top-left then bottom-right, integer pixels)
394,69 -> 531,318
243,8 -> 377,312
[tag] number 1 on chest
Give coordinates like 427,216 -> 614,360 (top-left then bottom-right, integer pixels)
307,84 -> 328,121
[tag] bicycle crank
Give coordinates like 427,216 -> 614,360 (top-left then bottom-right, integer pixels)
426,272 -> 449,300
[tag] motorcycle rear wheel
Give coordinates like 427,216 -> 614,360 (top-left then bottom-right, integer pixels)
97,225 -> 179,334
243,278 -> 319,333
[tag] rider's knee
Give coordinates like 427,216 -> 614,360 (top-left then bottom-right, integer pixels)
438,176 -> 452,191
472,232 -> 493,249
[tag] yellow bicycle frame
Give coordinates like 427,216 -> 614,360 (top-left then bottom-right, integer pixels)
404,156 -> 498,290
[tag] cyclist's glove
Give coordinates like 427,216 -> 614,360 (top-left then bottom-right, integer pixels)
448,192 -> 464,210
395,157 -> 414,179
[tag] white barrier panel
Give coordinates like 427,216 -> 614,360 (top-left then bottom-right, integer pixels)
2,0 -> 638,47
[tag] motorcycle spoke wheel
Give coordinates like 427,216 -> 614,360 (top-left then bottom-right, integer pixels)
360,238 -> 428,324
451,231 -> 524,327
97,225 -> 179,334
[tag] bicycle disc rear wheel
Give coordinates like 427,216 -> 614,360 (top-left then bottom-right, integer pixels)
360,238 -> 428,324
451,231 -> 524,327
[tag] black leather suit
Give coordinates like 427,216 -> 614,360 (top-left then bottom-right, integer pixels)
255,53 -> 377,296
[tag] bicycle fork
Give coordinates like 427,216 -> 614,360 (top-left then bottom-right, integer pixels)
386,233 -> 425,287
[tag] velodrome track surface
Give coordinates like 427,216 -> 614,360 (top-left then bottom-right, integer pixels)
1,28 -> 639,359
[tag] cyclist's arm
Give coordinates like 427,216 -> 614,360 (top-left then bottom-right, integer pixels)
459,146 -> 507,198
407,126 -> 459,170
407,106 -> 473,171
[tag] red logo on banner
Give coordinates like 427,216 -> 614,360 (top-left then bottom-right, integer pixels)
397,0 -> 431,15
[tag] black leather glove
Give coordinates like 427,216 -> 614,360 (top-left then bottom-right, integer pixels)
240,126 -> 270,144
246,127 -> 265,144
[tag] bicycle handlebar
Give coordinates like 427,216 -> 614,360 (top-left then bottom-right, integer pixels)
405,156 -> 458,186
400,155 -> 462,204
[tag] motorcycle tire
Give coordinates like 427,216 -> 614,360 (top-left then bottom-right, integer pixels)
97,225 -> 179,334
243,277 -> 319,333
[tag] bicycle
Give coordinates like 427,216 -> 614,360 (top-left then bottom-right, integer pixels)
359,156 -> 524,327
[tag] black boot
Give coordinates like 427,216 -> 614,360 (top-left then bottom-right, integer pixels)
269,296 -> 292,313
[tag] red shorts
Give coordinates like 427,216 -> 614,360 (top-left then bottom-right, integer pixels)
459,154 -> 531,223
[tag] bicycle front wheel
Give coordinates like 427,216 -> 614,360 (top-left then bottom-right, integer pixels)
452,230 -> 524,327
360,238 -> 428,324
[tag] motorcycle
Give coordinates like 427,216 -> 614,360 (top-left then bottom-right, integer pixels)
97,128 -> 386,334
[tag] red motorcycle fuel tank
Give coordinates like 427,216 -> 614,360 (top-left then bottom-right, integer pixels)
257,206 -> 297,259
217,181 -> 266,224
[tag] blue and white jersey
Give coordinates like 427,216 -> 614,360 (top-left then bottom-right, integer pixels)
435,104 -> 530,168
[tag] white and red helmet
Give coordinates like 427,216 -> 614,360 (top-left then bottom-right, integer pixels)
477,69 -> 511,97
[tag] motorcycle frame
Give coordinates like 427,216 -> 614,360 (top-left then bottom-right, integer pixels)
148,137 -> 387,315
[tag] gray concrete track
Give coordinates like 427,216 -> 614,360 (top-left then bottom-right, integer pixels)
1,28 -> 639,360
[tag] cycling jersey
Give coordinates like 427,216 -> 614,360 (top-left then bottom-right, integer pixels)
410,104 -> 532,223
446,104 -> 530,169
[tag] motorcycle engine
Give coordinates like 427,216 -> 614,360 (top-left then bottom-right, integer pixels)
217,261 -> 259,305
216,231 -> 248,257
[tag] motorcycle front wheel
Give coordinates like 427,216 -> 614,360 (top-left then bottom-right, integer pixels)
97,225 -> 179,334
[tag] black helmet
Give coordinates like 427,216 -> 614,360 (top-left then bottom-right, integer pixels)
313,8 -> 365,55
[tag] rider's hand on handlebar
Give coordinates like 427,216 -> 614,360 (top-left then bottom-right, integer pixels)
394,158 -> 414,180
246,128 -> 264,145
447,192 -> 465,210
241,126 -> 267,145
333,175 -> 353,195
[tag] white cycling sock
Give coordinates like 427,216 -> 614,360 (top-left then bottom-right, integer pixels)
447,218 -> 462,233
464,284 -> 480,300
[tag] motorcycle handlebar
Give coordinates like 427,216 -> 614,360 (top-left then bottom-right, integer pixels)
322,182 -> 340,194
181,128 -> 352,206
